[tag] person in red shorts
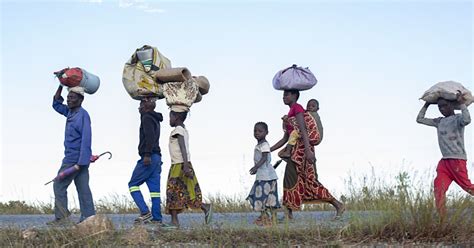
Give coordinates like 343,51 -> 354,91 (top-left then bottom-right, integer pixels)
417,93 -> 473,218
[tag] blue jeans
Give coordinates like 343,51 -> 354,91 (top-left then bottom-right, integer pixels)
53,163 -> 96,221
128,153 -> 162,221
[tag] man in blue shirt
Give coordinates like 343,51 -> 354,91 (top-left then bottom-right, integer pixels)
48,85 -> 96,224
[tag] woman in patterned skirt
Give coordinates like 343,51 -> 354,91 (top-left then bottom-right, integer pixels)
165,110 -> 212,227
271,90 -> 344,220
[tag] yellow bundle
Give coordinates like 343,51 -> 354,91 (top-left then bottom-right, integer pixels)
122,45 -> 171,100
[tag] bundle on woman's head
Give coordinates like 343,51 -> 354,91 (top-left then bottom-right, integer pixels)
170,105 -> 190,113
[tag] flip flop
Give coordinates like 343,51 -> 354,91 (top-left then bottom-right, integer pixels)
334,204 -> 346,220
205,204 -> 213,224
277,216 -> 294,224
159,222 -> 179,230
253,216 -> 265,226
254,218 -> 264,226
254,216 -> 273,227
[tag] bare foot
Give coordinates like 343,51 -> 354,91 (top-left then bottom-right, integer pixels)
334,202 -> 345,220
287,209 -> 294,220
170,210 -> 180,226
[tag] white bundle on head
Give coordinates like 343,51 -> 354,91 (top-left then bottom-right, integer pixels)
68,86 -> 85,96
170,105 -> 190,113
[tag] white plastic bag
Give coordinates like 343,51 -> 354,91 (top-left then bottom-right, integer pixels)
272,64 -> 317,91
420,81 -> 473,106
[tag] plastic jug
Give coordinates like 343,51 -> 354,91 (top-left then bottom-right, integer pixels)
80,69 -> 100,94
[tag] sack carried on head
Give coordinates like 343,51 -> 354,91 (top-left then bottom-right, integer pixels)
272,64 -> 317,91
420,81 -> 473,107
122,45 -> 171,100
163,78 -> 200,112
54,67 -> 100,94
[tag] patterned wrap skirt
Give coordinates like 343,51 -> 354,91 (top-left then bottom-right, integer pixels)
165,163 -> 203,214
246,179 -> 281,211
284,113 -> 334,210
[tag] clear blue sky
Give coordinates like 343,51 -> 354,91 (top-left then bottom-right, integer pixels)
1,0 -> 472,204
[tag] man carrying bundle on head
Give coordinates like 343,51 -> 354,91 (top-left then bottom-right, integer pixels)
122,45 -> 212,228
48,85 -> 95,225
417,81 -> 473,219
128,98 -> 167,226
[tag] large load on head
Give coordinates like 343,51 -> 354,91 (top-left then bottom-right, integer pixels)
162,76 -> 210,112
272,64 -> 317,91
54,67 -> 100,94
122,45 -> 171,100
420,81 -> 473,107
122,45 -> 210,112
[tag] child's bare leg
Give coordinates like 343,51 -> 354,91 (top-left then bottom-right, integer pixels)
286,207 -> 293,220
201,203 -> 210,213
281,130 -> 298,159
170,210 -> 179,226
279,145 -> 293,158
254,210 -> 268,226
278,130 -> 300,158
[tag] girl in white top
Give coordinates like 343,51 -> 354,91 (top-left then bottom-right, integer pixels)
247,122 -> 281,226
165,111 -> 212,227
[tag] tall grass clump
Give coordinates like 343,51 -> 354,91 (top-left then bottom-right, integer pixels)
0,201 -> 54,214
1,169 -> 473,244
342,169 -> 474,242
205,193 -> 250,213
95,193 -> 138,214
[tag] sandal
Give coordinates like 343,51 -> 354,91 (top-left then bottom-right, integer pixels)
160,222 -> 179,230
134,212 -> 152,224
277,215 -> 294,224
254,215 -> 272,226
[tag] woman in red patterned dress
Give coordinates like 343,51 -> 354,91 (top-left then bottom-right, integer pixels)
271,89 -> 345,220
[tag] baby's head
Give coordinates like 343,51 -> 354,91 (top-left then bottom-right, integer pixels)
254,122 -> 268,141
169,111 -> 188,127
307,99 -> 319,112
